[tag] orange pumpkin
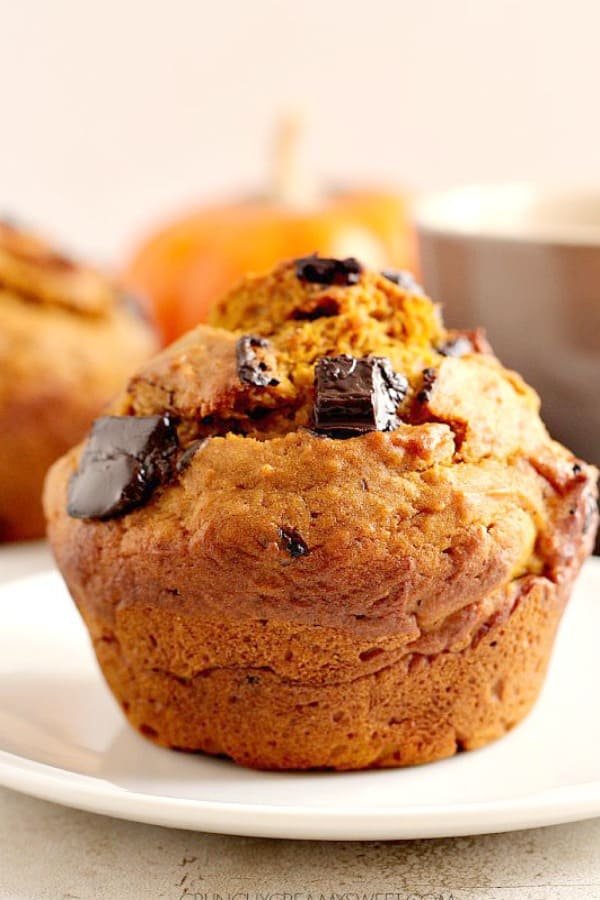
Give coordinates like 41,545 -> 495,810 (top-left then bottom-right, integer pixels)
124,121 -> 416,344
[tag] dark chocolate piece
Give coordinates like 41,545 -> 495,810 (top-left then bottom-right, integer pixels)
437,335 -> 473,358
417,367 -> 438,404
313,354 -> 408,437
67,414 -> 179,520
247,405 -> 272,421
381,269 -> 424,294
236,335 -> 279,388
291,297 -> 340,320
278,526 -> 310,558
295,255 -> 362,287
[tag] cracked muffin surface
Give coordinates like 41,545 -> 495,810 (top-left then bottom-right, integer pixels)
44,257 -> 598,769
0,222 -> 157,541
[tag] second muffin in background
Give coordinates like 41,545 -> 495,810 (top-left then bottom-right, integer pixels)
0,221 -> 157,541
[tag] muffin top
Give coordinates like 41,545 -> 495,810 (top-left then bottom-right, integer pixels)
0,220 -> 156,400
102,256 -> 542,456
0,220 -> 136,317
48,255 -> 597,647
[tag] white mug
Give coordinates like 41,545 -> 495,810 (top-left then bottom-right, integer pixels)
416,184 -> 600,468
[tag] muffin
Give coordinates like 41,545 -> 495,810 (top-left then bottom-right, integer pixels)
0,221 -> 157,541
44,256 -> 598,770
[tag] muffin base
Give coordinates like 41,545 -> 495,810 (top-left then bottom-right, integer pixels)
85,572 -> 565,770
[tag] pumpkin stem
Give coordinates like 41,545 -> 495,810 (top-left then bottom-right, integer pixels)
270,111 -> 316,207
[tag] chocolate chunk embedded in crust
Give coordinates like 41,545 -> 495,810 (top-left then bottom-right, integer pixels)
67,414 -> 178,520
416,367 -> 438,403
236,335 -> 280,388
278,525 -> 310,559
313,354 -> 408,437
295,255 -> 362,287
290,297 -> 340,320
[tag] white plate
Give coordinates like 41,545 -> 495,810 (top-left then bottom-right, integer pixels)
0,540 -> 53,585
0,561 -> 599,841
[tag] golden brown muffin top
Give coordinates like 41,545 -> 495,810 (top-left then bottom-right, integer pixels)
0,219 -> 144,319
85,258 -> 549,482
106,257 -> 545,465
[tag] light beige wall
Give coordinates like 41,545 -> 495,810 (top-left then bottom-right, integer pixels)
0,0 -> 598,259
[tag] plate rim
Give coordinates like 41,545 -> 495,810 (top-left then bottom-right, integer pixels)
2,745 -> 600,839
0,559 -> 599,840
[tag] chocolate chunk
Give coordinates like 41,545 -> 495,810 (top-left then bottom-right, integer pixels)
247,406 -> 272,421
278,526 -> 310,558
236,335 -> 279,387
295,255 -> 362,287
68,455 -> 147,520
437,335 -> 473,358
417,367 -> 437,404
67,414 -> 179,520
291,297 -> 340,320
313,354 -> 408,437
381,269 -> 424,294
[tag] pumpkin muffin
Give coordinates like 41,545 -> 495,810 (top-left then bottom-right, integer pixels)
45,256 -> 598,770
0,221 -> 157,541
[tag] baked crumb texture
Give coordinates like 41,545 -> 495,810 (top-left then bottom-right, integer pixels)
0,222 -> 156,540
45,258 -> 598,769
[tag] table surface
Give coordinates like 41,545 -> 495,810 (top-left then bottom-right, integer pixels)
1,544 -> 599,900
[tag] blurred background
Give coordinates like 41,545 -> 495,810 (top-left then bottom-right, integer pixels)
1,0 -> 599,261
